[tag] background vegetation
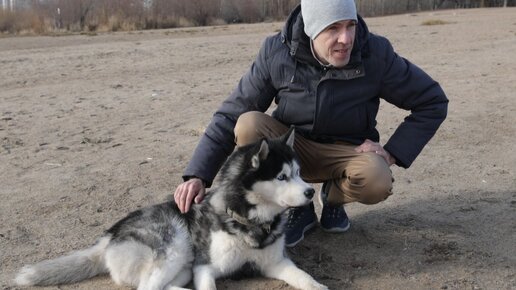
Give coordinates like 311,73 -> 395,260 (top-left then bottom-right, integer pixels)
0,0 -> 514,34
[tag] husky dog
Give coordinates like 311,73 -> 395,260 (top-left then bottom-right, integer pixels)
15,128 -> 328,290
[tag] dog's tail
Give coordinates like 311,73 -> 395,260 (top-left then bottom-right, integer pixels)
15,236 -> 110,286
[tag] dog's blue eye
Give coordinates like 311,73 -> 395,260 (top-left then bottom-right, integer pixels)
277,174 -> 287,181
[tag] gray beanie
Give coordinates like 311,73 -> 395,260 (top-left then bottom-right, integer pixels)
301,0 -> 358,39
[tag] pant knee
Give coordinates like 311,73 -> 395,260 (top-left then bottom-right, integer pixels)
331,153 -> 394,205
357,179 -> 393,204
234,111 -> 264,146
235,111 -> 288,147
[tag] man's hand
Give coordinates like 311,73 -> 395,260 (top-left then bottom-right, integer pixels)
355,139 -> 396,166
174,178 -> 206,213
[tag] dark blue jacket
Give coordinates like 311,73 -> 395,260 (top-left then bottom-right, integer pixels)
184,5 -> 448,186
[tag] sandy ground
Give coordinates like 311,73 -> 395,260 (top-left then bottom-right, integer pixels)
1,7 -> 515,290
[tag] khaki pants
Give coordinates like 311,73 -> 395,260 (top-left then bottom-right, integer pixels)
234,111 -> 393,205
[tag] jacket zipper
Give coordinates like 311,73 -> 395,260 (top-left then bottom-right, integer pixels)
312,67 -> 329,134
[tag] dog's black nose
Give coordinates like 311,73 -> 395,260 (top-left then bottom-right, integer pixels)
304,188 -> 315,199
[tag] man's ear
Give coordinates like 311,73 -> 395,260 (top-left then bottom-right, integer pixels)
251,139 -> 269,169
282,126 -> 295,149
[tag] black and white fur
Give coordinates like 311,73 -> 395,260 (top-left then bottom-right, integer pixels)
15,128 -> 328,290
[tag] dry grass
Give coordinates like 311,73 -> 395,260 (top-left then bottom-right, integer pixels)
0,0 -> 292,35
0,10 -> 57,35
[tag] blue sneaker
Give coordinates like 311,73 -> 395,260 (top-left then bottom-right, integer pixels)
284,202 -> 317,247
319,182 -> 351,233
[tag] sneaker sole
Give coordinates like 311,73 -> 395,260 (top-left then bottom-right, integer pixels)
285,220 -> 318,248
321,221 -> 351,233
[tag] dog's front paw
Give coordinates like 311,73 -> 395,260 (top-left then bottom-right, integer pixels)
307,281 -> 329,290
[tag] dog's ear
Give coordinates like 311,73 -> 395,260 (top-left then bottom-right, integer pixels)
282,126 -> 295,149
251,139 -> 269,169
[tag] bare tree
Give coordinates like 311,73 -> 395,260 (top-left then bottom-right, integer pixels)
52,0 -> 95,31
183,0 -> 220,26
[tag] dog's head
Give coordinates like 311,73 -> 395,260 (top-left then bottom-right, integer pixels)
219,127 -> 315,218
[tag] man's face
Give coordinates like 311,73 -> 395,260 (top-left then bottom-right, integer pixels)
312,20 -> 356,68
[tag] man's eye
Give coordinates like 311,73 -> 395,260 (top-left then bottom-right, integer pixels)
277,174 -> 287,181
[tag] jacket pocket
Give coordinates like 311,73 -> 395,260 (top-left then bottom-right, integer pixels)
274,82 -> 314,126
318,102 -> 370,136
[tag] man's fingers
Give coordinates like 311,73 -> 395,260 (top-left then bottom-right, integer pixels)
173,187 -> 183,212
194,189 -> 206,204
173,178 -> 206,213
353,139 -> 393,165
178,189 -> 186,213
184,189 -> 198,213
355,139 -> 377,153
373,148 -> 393,165
175,186 -> 189,213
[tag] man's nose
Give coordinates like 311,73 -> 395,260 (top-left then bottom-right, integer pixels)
337,30 -> 352,44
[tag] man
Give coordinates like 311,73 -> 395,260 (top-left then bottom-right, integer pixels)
174,0 -> 448,247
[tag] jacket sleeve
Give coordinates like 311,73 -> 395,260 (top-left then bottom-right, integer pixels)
182,37 -> 278,186
379,38 -> 448,168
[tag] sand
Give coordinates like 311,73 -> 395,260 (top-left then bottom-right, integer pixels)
1,7 -> 515,290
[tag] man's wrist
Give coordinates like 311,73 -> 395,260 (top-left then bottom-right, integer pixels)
184,176 -> 206,187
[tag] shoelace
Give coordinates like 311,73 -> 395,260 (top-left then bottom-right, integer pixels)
325,205 -> 343,219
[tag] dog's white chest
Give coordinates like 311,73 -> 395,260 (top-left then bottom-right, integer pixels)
208,231 -> 249,273
208,230 -> 283,275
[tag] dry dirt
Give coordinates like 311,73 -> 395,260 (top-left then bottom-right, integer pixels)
1,7 -> 515,290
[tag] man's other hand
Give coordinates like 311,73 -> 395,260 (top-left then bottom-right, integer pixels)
355,139 -> 396,166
